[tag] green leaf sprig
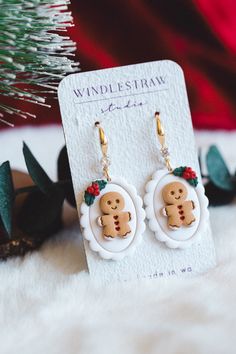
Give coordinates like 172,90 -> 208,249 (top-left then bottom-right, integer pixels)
0,143 -> 75,259
204,145 -> 236,206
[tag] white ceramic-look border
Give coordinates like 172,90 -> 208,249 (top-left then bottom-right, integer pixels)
144,169 -> 209,249
80,176 -> 146,260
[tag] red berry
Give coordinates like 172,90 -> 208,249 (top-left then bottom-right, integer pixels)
86,182 -> 100,196
183,171 -> 191,180
183,167 -> 197,180
92,183 -> 99,190
87,186 -> 94,194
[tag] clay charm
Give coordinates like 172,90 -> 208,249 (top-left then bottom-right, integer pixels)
80,123 -> 145,260
80,177 -> 145,260
144,113 -> 209,249
162,181 -> 195,230
144,168 -> 209,249
98,192 -> 132,239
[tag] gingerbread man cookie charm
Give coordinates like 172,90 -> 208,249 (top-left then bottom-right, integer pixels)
80,123 -> 145,260
162,181 -> 195,229
98,192 -> 131,239
144,112 -> 209,249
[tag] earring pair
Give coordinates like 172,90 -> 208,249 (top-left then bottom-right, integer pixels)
80,113 -> 208,260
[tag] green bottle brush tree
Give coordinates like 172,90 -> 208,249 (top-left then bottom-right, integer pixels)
0,0 -> 79,126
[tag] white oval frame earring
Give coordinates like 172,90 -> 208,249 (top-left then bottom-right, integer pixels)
79,122 -> 146,261
144,112 -> 209,249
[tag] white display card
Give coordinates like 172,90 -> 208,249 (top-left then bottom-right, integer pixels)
58,60 -> 216,282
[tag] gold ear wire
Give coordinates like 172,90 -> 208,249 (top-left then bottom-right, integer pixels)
155,112 -> 172,172
95,122 -> 111,181
95,121 -> 108,156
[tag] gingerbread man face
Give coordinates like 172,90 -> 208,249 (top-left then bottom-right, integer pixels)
162,182 -> 187,205
100,192 -> 125,214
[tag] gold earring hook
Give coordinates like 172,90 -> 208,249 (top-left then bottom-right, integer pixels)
155,112 -> 172,172
95,121 -> 108,156
156,111 -> 165,146
95,121 -> 111,181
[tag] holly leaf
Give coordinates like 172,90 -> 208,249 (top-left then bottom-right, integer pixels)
173,166 -> 186,177
205,181 -> 235,206
84,191 -> 95,206
188,178 -> 198,187
0,161 -> 14,236
23,142 -> 53,194
17,185 -> 65,238
95,180 -> 107,191
206,145 -> 235,191
57,145 -> 76,207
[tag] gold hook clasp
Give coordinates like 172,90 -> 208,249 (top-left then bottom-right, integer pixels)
95,122 -> 111,181
96,121 -> 108,156
156,111 -> 165,146
155,112 -> 172,172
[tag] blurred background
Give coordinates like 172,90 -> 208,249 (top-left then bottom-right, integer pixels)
1,0 -> 235,129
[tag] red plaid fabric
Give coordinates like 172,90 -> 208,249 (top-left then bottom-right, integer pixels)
2,0 -> 235,129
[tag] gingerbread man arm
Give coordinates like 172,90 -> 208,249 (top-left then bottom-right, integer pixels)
184,200 -> 195,210
97,214 -> 111,227
97,216 -> 102,226
162,205 -> 176,217
120,211 -> 131,222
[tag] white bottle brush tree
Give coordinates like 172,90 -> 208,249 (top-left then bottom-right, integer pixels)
0,0 -> 79,126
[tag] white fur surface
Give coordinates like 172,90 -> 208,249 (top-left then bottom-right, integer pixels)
0,126 -> 236,354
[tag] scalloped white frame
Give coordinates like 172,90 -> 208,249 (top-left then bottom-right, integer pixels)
80,176 -> 146,261
144,169 -> 209,249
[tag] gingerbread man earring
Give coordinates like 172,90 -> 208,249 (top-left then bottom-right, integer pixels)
80,122 -> 145,260
144,112 -> 209,249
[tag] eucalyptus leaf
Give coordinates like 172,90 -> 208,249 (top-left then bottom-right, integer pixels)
0,161 -> 14,236
17,185 -> 65,238
206,145 -> 235,191
57,145 -> 76,207
23,142 -> 53,194
0,218 -> 9,243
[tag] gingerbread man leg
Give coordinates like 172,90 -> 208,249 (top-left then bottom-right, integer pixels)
118,224 -> 131,238
103,226 -> 117,240
183,212 -> 195,227
168,215 -> 182,230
